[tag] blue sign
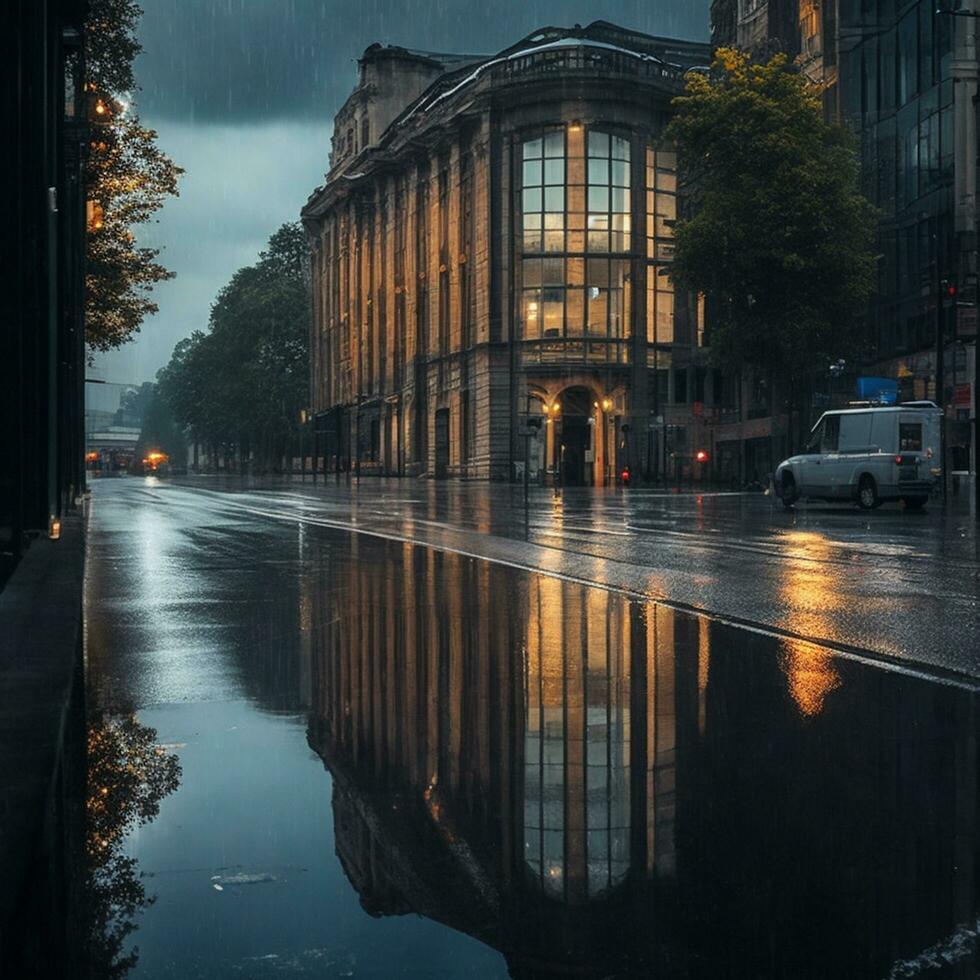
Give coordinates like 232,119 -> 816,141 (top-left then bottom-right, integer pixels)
855,377 -> 898,404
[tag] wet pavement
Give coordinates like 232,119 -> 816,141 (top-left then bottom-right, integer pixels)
80,476 -> 980,978
129,473 -> 979,678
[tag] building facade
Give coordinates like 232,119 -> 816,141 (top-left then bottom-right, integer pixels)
303,23 -> 732,484
3,0 -> 88,562
711,0 -> 979,474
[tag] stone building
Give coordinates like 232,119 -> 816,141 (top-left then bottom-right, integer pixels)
711,0 -> 979,476
302,22 -> 718,484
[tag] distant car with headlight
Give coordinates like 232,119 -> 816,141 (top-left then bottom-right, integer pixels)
134,450 -> 170,476
775,402 -> 941,510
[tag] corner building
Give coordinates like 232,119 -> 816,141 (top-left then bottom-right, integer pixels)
302,23 -> 712,483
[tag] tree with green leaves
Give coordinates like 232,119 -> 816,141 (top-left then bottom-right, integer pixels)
157,223 -> 310,472
667,49 -> 878,444
126,382 -> 187,466
85,0 -> 182,354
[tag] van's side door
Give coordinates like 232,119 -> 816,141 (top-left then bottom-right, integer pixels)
805,415 -> 839,495
835,412 -> 873,497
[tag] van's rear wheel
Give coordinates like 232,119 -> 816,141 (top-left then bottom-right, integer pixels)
857,475 -> 879,510
779,472 -> 798,509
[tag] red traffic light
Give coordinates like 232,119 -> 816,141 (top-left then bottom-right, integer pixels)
695,450 -> 709,463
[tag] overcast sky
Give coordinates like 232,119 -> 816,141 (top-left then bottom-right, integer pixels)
89,0 -> 710,389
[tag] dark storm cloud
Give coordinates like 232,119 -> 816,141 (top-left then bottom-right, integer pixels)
136,0 -> 711,122
91,0 -> 711,386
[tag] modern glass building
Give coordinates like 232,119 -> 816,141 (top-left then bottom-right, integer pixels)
712,0 -> 978,472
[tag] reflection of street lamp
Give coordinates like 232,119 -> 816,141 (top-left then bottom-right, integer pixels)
298,408 -> 309,479
548,402 -> 562,487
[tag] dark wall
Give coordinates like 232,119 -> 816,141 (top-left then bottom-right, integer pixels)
2,0 -> 87,579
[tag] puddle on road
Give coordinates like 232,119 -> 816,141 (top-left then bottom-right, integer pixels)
82,526 -> 979,979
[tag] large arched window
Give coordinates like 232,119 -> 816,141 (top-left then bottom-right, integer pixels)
519,126 -> 632,361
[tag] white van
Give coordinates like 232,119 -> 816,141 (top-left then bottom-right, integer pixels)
775,402 -> 942,510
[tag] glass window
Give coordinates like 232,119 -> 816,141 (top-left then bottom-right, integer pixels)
544,186 -> 564,212
519,128 -> 633,349
587,129 -> 631,254
588,186 -> 609,212
898,8 -> 918,105
589,158 -> 609,184
589,131 -> 609,157
919,2 -> 934,89
899,422 -> 922,451
818,415 -> 840,452
522,288 -> 542,338
879,28 -> 896,113
544,131 -> 564,157
523,159 -> 542,186
646,144 -> 676,351
544,158 -> 564,184
523,130 -> 565,256
543,257 -> 564,284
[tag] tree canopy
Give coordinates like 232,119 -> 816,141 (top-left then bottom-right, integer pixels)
667,48 -> 878,386
157,223 -> 310,471
120,381 -> 187,464
85,0 -> 181,353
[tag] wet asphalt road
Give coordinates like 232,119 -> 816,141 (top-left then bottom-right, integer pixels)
82,474 -> 980,979
91,473 -> 980,681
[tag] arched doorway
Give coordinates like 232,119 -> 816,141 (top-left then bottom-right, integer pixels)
557,387 -> 594,486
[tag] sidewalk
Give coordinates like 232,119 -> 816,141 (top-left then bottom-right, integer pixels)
0,513 -> 86,975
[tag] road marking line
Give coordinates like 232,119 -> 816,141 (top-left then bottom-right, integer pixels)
166,486 -> 980,694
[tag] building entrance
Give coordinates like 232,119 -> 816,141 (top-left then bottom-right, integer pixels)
559,387 -> 593,486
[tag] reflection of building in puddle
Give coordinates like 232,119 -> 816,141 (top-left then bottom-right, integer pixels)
305,534 -> 977,979
524,580 -> 632,902
778,532 -> 843,717
307,542 -> 683,974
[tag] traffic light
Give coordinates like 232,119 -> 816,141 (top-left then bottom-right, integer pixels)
695,449 -> 709,463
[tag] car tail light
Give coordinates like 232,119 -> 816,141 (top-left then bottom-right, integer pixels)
894,455 -> 903,465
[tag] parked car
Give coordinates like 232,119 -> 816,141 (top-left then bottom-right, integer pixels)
775,402 -> 941,510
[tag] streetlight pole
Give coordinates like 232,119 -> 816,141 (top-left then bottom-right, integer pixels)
523,393 -> 531,526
